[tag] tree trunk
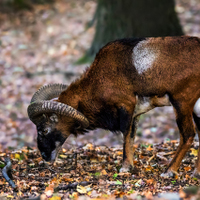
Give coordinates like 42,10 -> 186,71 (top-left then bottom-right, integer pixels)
84,0 -> 183,61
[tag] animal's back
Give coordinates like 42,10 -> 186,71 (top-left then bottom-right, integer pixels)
89,36 -> 200,95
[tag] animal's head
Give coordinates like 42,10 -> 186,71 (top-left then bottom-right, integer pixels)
27,84 -> 89,162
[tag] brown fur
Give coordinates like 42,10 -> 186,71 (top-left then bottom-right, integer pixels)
56,36 -> 200,176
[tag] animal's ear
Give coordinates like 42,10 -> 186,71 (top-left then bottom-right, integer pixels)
50,114 -> 59,123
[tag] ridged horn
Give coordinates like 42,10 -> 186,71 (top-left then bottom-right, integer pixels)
31,84 -> 68,103
27,101 -> 89,128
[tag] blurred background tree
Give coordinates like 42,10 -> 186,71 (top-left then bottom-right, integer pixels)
81,0 -> 184,63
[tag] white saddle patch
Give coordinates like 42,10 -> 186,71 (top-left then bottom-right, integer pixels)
133,40 -> 159,74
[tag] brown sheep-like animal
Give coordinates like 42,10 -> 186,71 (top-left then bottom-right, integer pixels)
28,36 -> 200,178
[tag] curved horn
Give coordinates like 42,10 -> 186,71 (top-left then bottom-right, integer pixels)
31,84 -> 68,103
27,101 -> 89,128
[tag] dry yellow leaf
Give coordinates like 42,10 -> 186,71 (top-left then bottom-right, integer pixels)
87,191 -> 92,196
77,185 -> 87,194
190,148 -> 198,156
17,191 -> 23,196
7,195 -> 14,198
59,154 -> 67,159
90,158 -> 98,163
15,153 -> 20,160
49,196 -> 61,200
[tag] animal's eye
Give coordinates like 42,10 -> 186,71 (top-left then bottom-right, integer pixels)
43,128 -> 49,135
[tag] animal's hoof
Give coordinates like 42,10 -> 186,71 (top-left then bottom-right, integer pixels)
161,170 -> 177,178
192,169 -> 200,179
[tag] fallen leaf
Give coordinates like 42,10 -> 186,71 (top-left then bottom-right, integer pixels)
115,180 -> 122,185
184,166 -> 192,171
15,153 -> 20,160
116,151 -> 123,155
59,155 -> 67,159
49,196 -> 61,200
101,169 -> 107,175
77,185 -> 87,194
190,148 -> 198,156
146,145 -> 153,151
146,179 -> 155,185
45,184 -> 54,197
83,143 -> 94,151
71,192 -> 78,198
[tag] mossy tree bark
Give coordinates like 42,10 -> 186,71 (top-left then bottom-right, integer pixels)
84,0 -> 183,62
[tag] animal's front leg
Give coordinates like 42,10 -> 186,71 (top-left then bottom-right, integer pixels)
120,117 -> 139,172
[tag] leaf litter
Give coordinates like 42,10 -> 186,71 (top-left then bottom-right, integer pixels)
0,141 -> 200,199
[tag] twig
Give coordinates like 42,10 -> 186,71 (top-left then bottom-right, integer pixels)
148,151 -> 174,164
158,151 -> 175,156
156,153 -> 168,161
54,181 -> 96,192
2,157 -> 17,189
147,154 -> 155,163
47,167 -> 57,174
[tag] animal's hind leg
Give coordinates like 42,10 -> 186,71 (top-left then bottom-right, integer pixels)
162,100 -> 195,177
192,112 -> 200,178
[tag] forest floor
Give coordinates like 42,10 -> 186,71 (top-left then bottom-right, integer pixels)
0,0 -> 200,199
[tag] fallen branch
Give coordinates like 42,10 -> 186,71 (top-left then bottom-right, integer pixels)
2,157 -> 17,189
